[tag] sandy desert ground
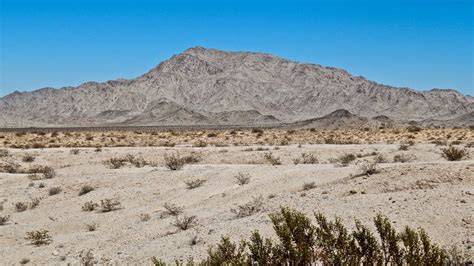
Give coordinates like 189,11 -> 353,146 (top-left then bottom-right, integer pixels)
0,128 -> 473,264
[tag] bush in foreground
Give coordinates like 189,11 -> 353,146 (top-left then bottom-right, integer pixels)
441,146 -> 469,161
152,207 -> 465,265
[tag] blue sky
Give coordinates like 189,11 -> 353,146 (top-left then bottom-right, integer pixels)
0,0 -> 472,96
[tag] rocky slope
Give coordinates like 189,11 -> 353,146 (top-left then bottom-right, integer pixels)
1,47 -> 473,127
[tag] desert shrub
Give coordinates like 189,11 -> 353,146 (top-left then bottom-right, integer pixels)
28,165 -> 55,179
15,202 -> 28,212
263,152 -> 281,165
82,201 -> 98,212
79,185 -> 94,196
48,186 -> 62,196
393,154 -> 414,163
163,202 -> 183,216
231,196 -> 264,218
172,215 -> 197,230
104,154 -> 150,169
22,154 -> 35,163
374,154 -> 387,163
0,161 -> 22,173
441,146 -> 468,161
164,153 -> 186,170
398,144 -> 410,151
193,140 -> 208,147
85,222 -> 98,231
152,208 -> 458,265
184,178 -> 206,189
70,149 -> 80,155
100,199 -> 121,212
29,198 -> 41,209
104,157 -> 126,169
407,125 -> 422,133
333,153 -> 356,166
94,146 -> 103,152
139,213 -> 151,222
25,230 -> 52,245
79,249 -> 96,266
235,172 -> 250,186
181,154 -> 201,164
293,153 -> 318,165
0,215 -> 10,225
359,162 -> 378,175
302,182 -> 316,191
251,128 -> 264,134
0,149 -> 9,157
207,236 -> 247,265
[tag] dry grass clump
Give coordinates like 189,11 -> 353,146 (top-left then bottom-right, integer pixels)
302,182 -> 316,191
235,172 -> 251,186
100,199 -> 121,212
25,229 -> 52,246
231,196 -> 264,218
22,154 -> 35,163
163,202 -> 183,216
184,178 -> 206,189
0,215 -> 10,225
359,162 -> 378,176
331,153 -> 357,167
193,140 -> 208,147
139,213 -> 151,222
85,222 -> 98,231
14,202 -> 28,212
104,154 -> 150,169
155,207 -> 460,265
163,152 -> 201,170
48,186 -> 62,196
78,185 -> 95,196
70,149 -> 80,155
27,165 -> 55,179
82,201 -> 98,212
293,153 -> 318,165
0,149 -> 9,157
0,161 -> 22,173
263,152 -> 281,165
393,154 -> 415,163
172,215 -> 197,230
441,146 -> 469,161
374,154 -> 387,163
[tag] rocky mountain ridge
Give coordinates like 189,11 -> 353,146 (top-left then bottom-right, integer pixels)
1,47 -> 473,128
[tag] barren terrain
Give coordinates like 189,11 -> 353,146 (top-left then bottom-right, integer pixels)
0,128 -> 473,264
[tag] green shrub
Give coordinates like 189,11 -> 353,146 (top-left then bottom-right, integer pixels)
441,146 -> 468,161
152,208 -> 460,265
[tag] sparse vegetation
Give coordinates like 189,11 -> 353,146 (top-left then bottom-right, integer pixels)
99,199 -> 121,212
231,196 -> 264,218
359,161 -> 378,175
14,202 -> 28,212
25,229 -> 52,246
104,154 -> 150,169
163,202 -> 183,216
48,186 -> 62,196
0,215 -> 10,225
172,215 -> 197,230
153,207 -> 460,265
293,153 -> 318,165
82,201 -> 98,212
263,152 -> 281,165
22,154 -> 35,163
302,182 -> 316,190
184,178 -> 206,189
79,185 -> 95,196
70,148 -> 80,155
85,222 -> 98,231
441,146 -> 468,161
333,153 -> 356,166
139,213 -> 151,221
234,172 -> 251,185
393,154 -> 415,163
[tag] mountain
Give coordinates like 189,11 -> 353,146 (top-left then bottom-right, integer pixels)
1,46 -> 473,128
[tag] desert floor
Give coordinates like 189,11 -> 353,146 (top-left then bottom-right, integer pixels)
0,131 -> 473,264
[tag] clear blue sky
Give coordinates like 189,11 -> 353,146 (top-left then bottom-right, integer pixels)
0,0 -> 472,97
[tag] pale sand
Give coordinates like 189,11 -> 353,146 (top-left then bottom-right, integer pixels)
0,144 -> 473,264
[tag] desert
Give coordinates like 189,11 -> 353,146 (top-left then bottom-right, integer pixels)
0,127 -> 472,264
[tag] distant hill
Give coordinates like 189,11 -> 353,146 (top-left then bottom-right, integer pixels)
1,47 -> 473,127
